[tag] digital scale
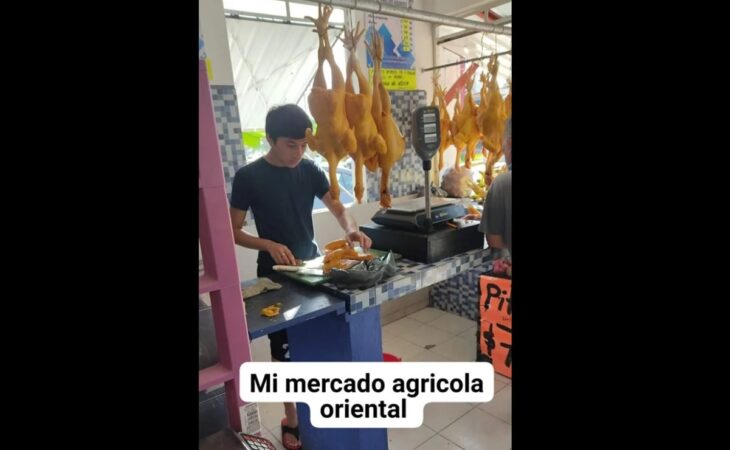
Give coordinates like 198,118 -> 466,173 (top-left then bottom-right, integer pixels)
362,106 -> 484,263
372,106 -> 466,231
371,197 -> 466,231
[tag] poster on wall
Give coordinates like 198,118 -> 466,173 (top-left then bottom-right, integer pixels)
199,30 -> 207,60
365,12 -> 416,91
199,25 -> 213,81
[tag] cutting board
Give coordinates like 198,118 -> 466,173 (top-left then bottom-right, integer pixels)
280,248 -> 400,286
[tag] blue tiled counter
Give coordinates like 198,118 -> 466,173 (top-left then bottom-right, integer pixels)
317,248 -> 493,314
429,262 -> 494,321
229,248 -> 493,450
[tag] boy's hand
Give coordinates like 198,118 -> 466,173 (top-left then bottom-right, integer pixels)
265,241 -> 297,266
346,230 -> 372,251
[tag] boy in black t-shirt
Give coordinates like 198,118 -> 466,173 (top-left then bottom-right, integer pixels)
229,104 -> 371,449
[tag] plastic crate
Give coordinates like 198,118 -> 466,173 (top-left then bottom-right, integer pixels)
240,432 -> 277,450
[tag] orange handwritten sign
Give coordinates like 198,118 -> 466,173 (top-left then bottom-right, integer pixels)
479,275 -> 512,378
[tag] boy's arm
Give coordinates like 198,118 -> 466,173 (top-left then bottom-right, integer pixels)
321,193 -> 372,250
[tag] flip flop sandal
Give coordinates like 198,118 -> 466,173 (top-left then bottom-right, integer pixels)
281,418 -> 302,450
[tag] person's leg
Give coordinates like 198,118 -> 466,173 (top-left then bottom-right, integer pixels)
256,266 -> 300,448
268,329 -> 300,449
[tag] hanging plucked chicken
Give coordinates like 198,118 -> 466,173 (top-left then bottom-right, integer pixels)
366,31 -> 406,209
477,55 -> 508,187
342,21 -> 387,204
304,5 -> 357,203
451,76 -> 481,169
431,71 -> 454,173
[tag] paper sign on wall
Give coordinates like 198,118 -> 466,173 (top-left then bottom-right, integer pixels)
199,27 -> 213,81
365,14 -> 416,91
199,31 -> 207,60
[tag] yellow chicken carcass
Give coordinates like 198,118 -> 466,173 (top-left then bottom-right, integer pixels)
477,55 -> 508,186
483,150 -> 503,187
260,303 -> 282,318
367,31 -> 406,209
324,259 -> 361,273
322,246 -> 374,273
476,70 -> 494,180
452,76 -> 481,169
477,72 -> 489,124
483,141 -> 508,187
323,246 -> 374,264
505,78 -> 512,117
452,93 -> 462,117
478,55 -> 507,154
466,179 -> 486,198
431,73 -> 453,173
304,5 -> 357,203
323,246 -> 357,264
450,95 -> 462,168
342,22 -> 387,204
475,71 -> 493,183
324,238 -> 348,252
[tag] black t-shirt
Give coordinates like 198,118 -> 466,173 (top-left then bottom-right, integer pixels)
230,157 -> 330,272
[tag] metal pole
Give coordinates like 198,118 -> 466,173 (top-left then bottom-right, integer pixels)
438,29 -> 479,45
424,168 -> 432,232
225,9 -> 346,28
225,14 -> 344,29
421,50 -> 511,73
297,0 -> 512,35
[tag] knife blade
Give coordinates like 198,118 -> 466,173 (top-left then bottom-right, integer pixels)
273,265 -> 324,276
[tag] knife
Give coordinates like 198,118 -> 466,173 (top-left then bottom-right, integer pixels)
273,265 -> 324,276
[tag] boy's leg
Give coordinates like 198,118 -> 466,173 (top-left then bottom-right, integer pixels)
269,330 -> 299,448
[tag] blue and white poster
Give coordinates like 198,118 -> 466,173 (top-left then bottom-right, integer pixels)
199,25 -> 207,60
365,13 -> 416,91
